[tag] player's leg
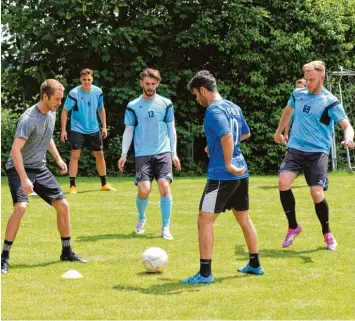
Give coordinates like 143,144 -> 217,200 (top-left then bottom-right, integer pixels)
1,168 -> 32,274
90,132 -> 116,191
68,131 -> 85,193
134,156 -> 153,234
304,152 -> 336,250
278,149 -> 302,247
154,153 -> 174,240
34,167 -> 87,262
230,178 -> 264,275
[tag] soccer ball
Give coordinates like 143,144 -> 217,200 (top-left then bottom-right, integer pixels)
142,247 -> 168,273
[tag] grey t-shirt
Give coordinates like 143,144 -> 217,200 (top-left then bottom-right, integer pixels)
7,105 -> 56,170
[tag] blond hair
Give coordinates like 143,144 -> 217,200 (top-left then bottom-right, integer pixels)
40,79 -> 64,100
140,68 -> 161,81
303,61 -> 326,75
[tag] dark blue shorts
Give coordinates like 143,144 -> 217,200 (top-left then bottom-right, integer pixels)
69,130 -> 103,151
280,148 -> 329,190
134,152 -> 173,185
7,167 -> 65,205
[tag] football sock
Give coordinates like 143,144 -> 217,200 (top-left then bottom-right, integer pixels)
280,189 -> 298,229
200,259 -> 212,277
160,196 -> 172,228
249,253 -> 260,268
100,175 -> 107,186
70,177 -> 76,187
61,237 -> 72,255
136,196 -> 148,220
1,240 -> 13,259
314,199 -> 330,234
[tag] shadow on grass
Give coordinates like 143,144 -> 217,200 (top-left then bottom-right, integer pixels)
235,244 -> 325,264
63,190 -> 104,195
76,232 -> 160,242
11,260 -> 60,269
112,274 -> 248,295
257,185 -> 307,190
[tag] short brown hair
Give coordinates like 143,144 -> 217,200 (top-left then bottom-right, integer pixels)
140,68 -> 161,81
303,61 -> 326,75
40,79 -> 64,100
80,68 -> 93,77
295,78 -> 306,87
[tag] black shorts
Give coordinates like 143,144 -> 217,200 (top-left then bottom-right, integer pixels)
199,178 -> 249,213
69,130 -> 103,151
7,167 -> 65,205
134,152 -> 173,185
280,148 -> 329,190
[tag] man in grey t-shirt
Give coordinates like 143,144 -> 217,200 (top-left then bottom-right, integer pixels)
1,79 -> 87,274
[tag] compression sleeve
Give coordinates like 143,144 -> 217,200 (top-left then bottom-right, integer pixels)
167,121 -> 177,156
121,125 -> 134,156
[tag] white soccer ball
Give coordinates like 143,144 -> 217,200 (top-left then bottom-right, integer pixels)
142,247 -> 168,273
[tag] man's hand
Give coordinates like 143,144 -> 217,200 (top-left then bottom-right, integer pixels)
172,155 -> 181,171
118,154 -> 127,172
341,140 -> 355,149
226,164 -> 246,176
57,158 -> 68,174
204,146 -> 209,158
21,176 -> 34,195
274,131 -> 286,145
102,128 -> 108,139
60,131 -> 68,142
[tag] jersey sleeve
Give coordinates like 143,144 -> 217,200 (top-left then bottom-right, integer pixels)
124,107 -> 138,126
98,88 -> 104,109
164,103 -> 175,123
15,116 -> 33,140
287,90 -> 297,109
239,109 -> 250,135
64,91 -> 76,111
329,103 -> 348,123
205,107 -> 231,138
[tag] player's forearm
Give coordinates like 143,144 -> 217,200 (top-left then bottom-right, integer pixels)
61,109 -> 68,132
221,133 -> 234,168
240,132 -> 251,142
99,107 -> 107,129
344,123 -> 355,141
167,121 -> 177,155
11,147 -> 28,180
276,106 -> 293,133
121,126 -> 134,156
48,138 -> 62,161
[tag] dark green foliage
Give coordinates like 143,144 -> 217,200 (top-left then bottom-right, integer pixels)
2,0 -> 355,175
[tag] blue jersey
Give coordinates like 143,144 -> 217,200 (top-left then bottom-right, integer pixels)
64,85 -> 104,134
204,99 -> 250,180
124,94 -> 174,157
287,88 -> 347,154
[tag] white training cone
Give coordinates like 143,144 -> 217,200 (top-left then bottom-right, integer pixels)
61,270 -> 83,279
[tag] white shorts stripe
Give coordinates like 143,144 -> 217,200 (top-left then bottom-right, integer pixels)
201,181 -> 220,213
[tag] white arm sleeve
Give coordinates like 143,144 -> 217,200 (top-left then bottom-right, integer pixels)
167,121 -> 177,156
121,125 -> 134,156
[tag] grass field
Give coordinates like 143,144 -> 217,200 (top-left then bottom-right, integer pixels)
1,173 -> 355,320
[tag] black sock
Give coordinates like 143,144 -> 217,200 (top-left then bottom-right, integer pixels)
100,175 -> 107,186
200,259 -> 212,277
315,199 -> 330,234
61,237 -> 72,255
280,189 -> 298,229
249,253 -> 260,268
70,177 -> 76,187
1,240 -> 13,259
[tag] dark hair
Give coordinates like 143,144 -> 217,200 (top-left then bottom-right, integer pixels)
80,68 -> 93,77
40,79 -> 64,100
140,68 -> 161,81
187,70 -> 217,93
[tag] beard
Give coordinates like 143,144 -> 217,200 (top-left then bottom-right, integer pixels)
144,89 -> 155,97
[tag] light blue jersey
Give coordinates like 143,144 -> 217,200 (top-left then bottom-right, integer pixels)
287,88 -> 347,154
124,94 -> 174,156
64,85 -> 104,134
204,99 -> 250,180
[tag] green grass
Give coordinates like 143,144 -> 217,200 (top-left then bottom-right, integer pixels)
1,173 -> 355,320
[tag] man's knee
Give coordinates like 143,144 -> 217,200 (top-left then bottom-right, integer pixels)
52,199 -> 69,213
71,152 -> 81,161
310,188 -> 324,202
279,174 -> 293,190
13,202 -> 28,217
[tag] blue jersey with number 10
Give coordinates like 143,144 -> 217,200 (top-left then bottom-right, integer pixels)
124,94 -> 175,157
204,99 -> 250,180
